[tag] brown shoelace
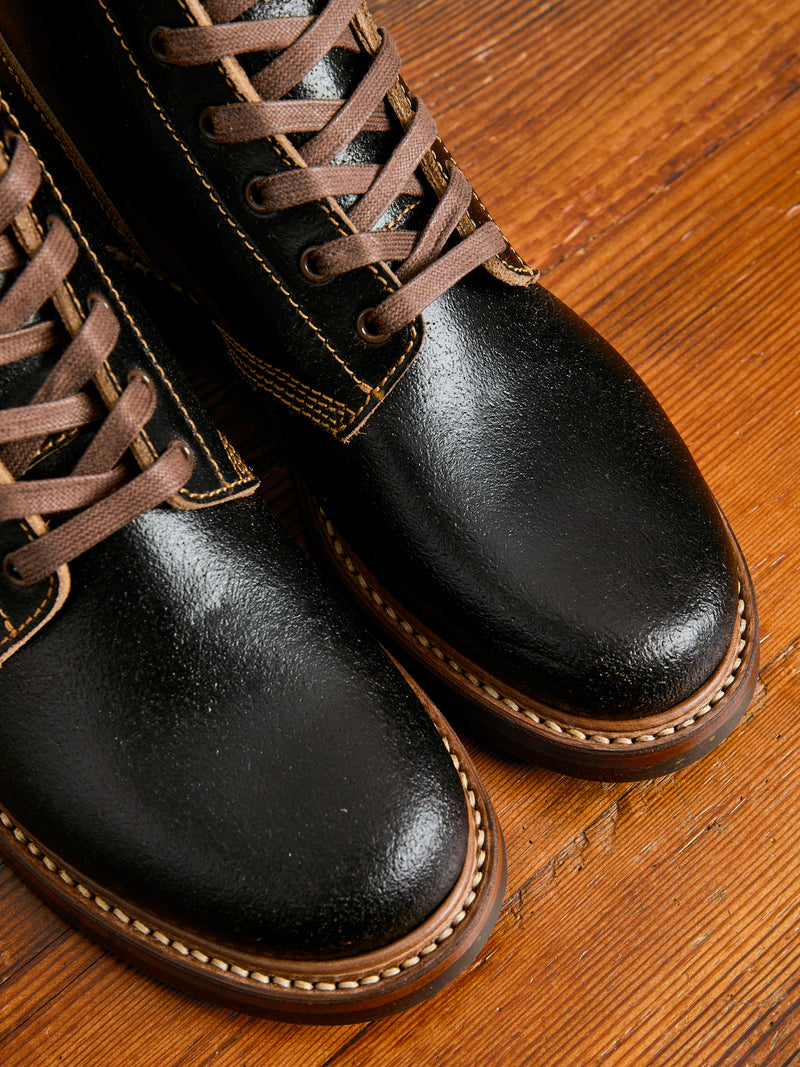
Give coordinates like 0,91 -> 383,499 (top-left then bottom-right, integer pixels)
0,135 -> 194,588
153,0 -> 508,340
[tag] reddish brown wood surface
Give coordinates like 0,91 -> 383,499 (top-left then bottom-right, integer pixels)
2,0 -> 799,1063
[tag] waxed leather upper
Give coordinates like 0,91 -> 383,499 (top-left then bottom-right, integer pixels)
284,277 -> 738,716
0,0 -> 742,719
0,87 -> 469,958
0,500 -> 469,957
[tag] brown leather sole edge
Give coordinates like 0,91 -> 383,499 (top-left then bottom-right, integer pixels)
0,685 -> 506,1023
302,493 -> 760,781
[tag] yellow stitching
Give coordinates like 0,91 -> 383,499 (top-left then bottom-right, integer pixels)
382,198 -> 422,232
0,523 -> 57,649
0,728 -> 486,990
216,325 -> 351,413
103,0 -> 375,394
229,360 -> 343,430
217,431 -> 253,482
226,343 -> 351,433
103,244 -> 187,293
2,108 -> 254,501
0,575 -> 54,649
26,429 -> 81,472
0,603 -> 15,636
344,319 -> 418,431
320,509 -> 750,745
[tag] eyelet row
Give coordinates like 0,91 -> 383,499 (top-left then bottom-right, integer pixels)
150,29 -> 394,347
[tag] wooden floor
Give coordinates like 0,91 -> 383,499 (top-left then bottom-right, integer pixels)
2,0 -> 799,1063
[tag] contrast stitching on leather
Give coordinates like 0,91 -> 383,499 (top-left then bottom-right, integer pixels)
216,325 -> 352,413
347,318 -> 418,430
0,734 -> 486,992
27,428 -> 81,471
98,0 -> 374,404
0,602 -> 15,635
0,103 -> 253,502
383,198 -> 422,232
221,329 -> 355,434
429,137 -> 535,280
319,509 -> 750,745
217,431 -> 253,482
0,524 -> 56,649
0,94 -> 237,500
181,0 -> 401,305
229,350 -> 344,433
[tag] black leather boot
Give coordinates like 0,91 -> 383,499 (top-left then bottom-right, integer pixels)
0,83 -> 506,1022
0,1 -> 758,779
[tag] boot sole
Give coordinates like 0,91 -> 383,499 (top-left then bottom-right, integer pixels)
0,680 -> 506,1023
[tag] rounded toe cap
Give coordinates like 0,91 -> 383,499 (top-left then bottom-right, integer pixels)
304,278 -> 745,723
0,502 -> 472,962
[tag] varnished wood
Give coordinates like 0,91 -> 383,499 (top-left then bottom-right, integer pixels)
2,0 -> 799,1062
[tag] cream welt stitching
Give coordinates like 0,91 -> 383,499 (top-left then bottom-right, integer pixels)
0,733 -> 485,992
0,94 -> 250,501
320,509 -> 749,745
101,0 -> 373,395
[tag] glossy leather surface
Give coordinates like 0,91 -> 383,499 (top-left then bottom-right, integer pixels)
0,499 -> 469,957
0,87 -> 469,959
286,276 -> 739,717
0,0 -> 742,719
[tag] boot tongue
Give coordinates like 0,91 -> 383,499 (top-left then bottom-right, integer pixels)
231,0 -> 435,235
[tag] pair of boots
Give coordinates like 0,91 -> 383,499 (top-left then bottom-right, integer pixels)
0,1 -> 758,1022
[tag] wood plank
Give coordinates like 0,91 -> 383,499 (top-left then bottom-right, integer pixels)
316,650 -> 795,1066
0,867 -> 69,984
0,943 -> 364,1067
373,0 -> 800,270
545,91 -> 800,672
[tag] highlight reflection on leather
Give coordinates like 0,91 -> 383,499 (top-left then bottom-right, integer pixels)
286,277 -> 739,718
0,500 -> 469,957
0,0 -> 754,742
0,88 -> 473,966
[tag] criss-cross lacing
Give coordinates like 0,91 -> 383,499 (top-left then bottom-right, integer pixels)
0,135 -> 194,588
151,0 -> 508,340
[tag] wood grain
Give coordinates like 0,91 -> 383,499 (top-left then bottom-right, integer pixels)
1,0 -> 799,1063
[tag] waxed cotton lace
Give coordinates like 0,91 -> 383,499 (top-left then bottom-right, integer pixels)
0,136 -> 194,588
153,0 -> 508,339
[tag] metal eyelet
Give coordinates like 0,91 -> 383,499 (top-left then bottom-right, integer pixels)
3,554 -> 26,588
87,291 -> 111,314
127,368 -> 154,390
355,309 -> 390,344
168,438 -> 194,463
148,27 -> 170,60
299,247 -> 331,283
198,107 -> 221,143
244,176 -> 269,214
